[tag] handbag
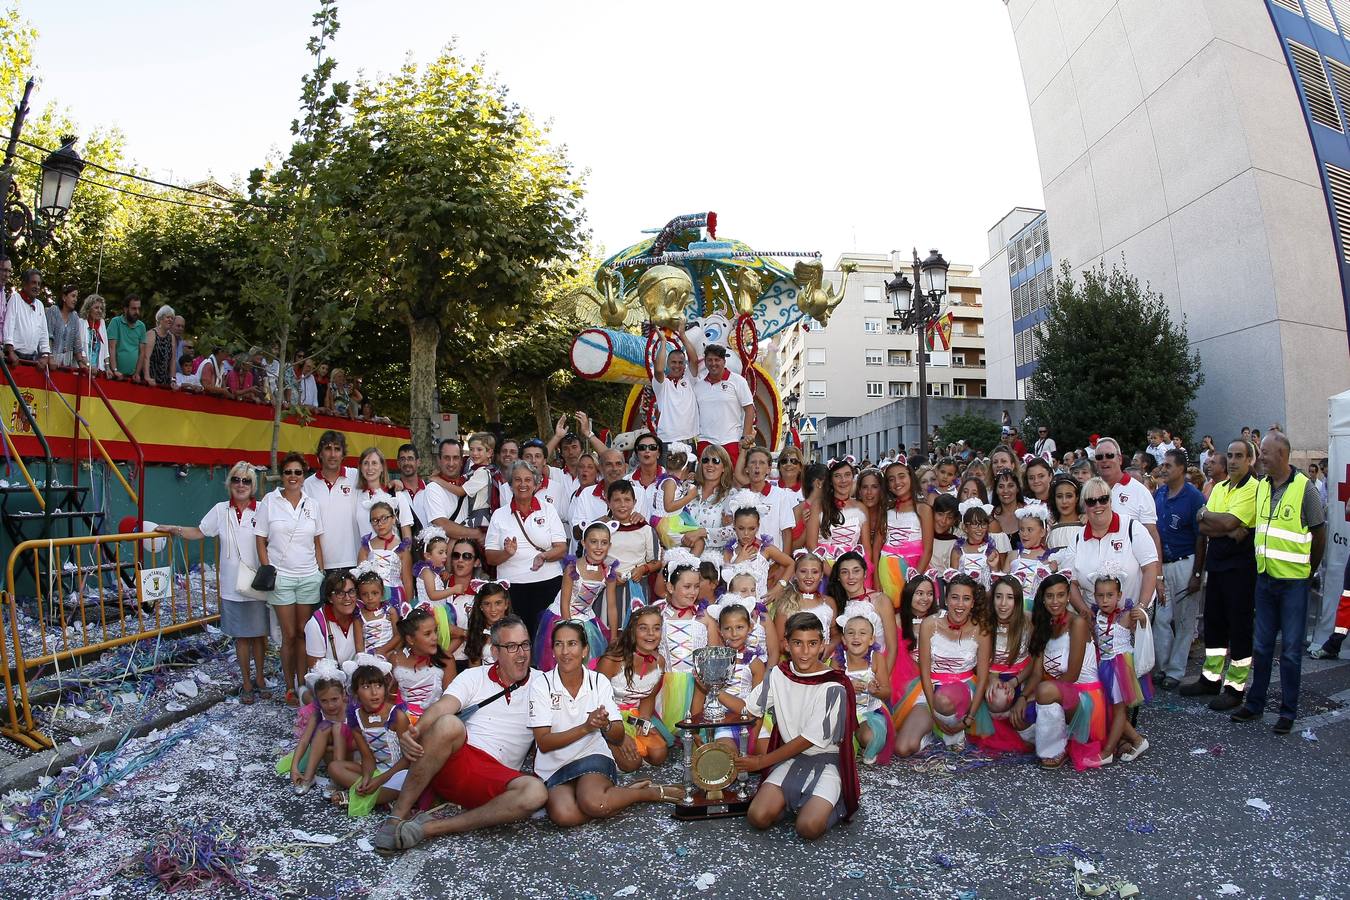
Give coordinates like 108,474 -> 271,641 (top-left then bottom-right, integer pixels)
236,562 -> 270,601
1133,608 -> 1156,675
251,564 -> 278,592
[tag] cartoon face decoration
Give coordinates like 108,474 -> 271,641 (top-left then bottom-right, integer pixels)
683,313 -> 743,374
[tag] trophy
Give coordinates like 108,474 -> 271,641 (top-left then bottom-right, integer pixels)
671,646 -> 754,820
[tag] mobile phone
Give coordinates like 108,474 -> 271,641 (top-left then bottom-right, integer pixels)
630,716 -> 653,736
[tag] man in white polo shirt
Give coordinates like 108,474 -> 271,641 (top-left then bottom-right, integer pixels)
302,430 -> 361,575
3,269 -> 50,369
375,615 -> 547,852
694,344 -> 754,468
1094,435 -> 1164,605
652,332 -> 699,446
421,438 -> 482,541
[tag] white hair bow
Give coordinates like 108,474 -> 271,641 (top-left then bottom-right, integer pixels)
342,652 -> 393,678
1015,500 -> 1051,523
304,658 -> 349,692
835,599 -> 883,637
958,498 -> 994,517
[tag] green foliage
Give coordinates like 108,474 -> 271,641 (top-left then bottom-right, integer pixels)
1027,261 -> 1202,454
936,412 -> 1002,456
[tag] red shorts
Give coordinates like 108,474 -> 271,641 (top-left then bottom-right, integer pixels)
696,440 -> 743,467
430,742 -> 524,809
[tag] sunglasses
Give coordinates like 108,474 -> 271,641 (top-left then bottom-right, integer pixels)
779,459 -> 800,466
229,476 -> 251,485
451,551 -> 476,561
1095,452 -> 1117,461
636,444 -> 660,452
1084,495 -> 1111,507
282,469 -> 305,476
700,457 -> 722,465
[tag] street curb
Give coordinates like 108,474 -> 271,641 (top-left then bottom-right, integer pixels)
0,687 -> 230,796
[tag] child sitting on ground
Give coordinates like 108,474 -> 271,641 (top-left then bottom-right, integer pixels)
328,654 -> 410,815
279,659 -> 350,796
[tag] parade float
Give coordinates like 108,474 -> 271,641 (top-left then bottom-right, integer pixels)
568,212 -> 852,447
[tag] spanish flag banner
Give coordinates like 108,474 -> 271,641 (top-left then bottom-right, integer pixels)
925,312 -> 953,352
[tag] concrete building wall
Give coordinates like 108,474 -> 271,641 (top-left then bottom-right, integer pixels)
1001,0 -> 1350,449
982,207 -> 1046,400
819,397 -> 1028,463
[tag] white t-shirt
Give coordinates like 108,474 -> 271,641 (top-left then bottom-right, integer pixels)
303,607 -> 359,664
303,467 -> 361,569
253,488 -> 324,577
694,369 -> 753,445
422,480 -> 469,529
538,465 -> 571,523
723,483 -> 794,543
1033,437 -> 1057,459
569,483 -> 609,539
1068,512 -> 1159,608
446,666 -> 541,769
654,370 -> 699,442
1109,473 -> 1157,527
355,487 -> 415,540
198,500 -> 260,603
485,499 -> 566,584
527,668 -> 621,782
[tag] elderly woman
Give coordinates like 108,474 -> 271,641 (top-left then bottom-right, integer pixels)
255,451 -> 326,706
326,367 -> 357,417
1066,476 -> 1160,615
157,461 -> 270,703
304,571 -> 361,669
484,460 -> 568,641
46,284 -> 85,368
136,303 -> 178,387
78,294 -> 109,373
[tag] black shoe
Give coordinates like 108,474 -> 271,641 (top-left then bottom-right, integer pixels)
1179,677 -> 1220,697
1151,670 -> 1166,685
1209,687 -> 1243,711
1230,706 -> 1261,723
1272,717 -> 1294,735
1161,677 -> 1181,691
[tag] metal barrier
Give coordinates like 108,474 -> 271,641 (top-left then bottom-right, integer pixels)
0,531 -> 220,750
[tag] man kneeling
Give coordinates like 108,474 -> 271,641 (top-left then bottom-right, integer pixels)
735,612 -> 860,840
374,615 -> 545,853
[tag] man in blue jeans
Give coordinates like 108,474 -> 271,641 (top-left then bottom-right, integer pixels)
1231,432 -> 1325,735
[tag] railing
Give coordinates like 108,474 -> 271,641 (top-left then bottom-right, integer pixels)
45,369 -> 140,508
0,356 -> 51,512
0,531 -> 219,750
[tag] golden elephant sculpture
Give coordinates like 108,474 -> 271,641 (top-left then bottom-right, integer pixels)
637,264 -> 693,331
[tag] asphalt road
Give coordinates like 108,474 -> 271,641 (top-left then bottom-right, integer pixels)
1,652 -> 1347,900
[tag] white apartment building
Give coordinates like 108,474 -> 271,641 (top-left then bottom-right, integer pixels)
777,253 -> 988,427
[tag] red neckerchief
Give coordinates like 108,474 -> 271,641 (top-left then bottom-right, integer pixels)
632,465 -> 665,488
318,470 -> 343,490
19,292 -> 36,308
589,482 -> 607,498
363,486 -> 381,498
703,368 -> 731,384
753,481 -> 773,497
1118,473 -> 1134,486
487,664 -> 519,703
1084,512 -> 1122,541
892,494 -> 913,510
513,497 -> 543,516
667,601 -> 698,618
766,663 -> 859,822
636,652 -> 659,676
833,498 -> 849,510
322,604 -> 355,637
1052,612 -> 1069,631
231,500 -> 257,523
611,517 -> 648,532
403,476 -> 426,497
372,532 -> 398,551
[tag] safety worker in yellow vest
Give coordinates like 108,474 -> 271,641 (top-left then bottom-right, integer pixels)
1231,431 -> 1326,735
1183,439 -> 1260,711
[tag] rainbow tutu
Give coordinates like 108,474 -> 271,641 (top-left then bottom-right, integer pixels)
1099,652 -> 1151,708
877,546 -> 915,609
658,669 -> 695,732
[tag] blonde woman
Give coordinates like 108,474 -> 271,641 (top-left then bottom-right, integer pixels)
680,444 -> 736,566
353,446 -> 414,541
78,294 -> 109,373
158,462 -> 270,703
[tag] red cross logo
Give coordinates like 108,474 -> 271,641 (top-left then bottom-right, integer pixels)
1339,465 -> 1350,521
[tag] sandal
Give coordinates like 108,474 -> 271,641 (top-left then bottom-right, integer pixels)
239,688 -> 256,706
650,784 -> 686,803
372,816 -> 405,854
1039,753 -> 1067,769
285,690 -> 299,707
255,683 -> 273,700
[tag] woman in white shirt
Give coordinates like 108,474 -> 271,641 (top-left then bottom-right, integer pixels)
528,621 -> 679,824
353,446 -> 414,541
157,461 -> 269,702
303,571 -> 361,669
78,294 -> 109,373
1066,477 -> 1160,615
255,451 -> 326,706
485,461 -> 567,641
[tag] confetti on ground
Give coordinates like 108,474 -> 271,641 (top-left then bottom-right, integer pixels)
1245,798 -> 1271,812
1217,885 -> 1242,896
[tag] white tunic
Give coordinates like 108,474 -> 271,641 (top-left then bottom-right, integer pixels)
1042,630 -> 1100,684
197,500 -> 260,603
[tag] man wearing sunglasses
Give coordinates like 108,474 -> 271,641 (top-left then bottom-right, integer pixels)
694,344 -> 755,467
1096,436 -> 1163,599
652,330 -> 699,449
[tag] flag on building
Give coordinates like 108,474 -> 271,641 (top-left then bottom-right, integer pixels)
925,312 -> 953,351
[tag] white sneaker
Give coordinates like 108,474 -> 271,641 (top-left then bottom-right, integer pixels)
1120,738 -> 1149,762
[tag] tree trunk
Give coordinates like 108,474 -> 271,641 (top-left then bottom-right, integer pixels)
408,316 -> 441,462
269,321 -> 291,475
471,370 -> 503,425
527,377 -> 551,441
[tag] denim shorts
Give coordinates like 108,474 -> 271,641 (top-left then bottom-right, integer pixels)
270,572 -> 324,606
545,753 -> 617,788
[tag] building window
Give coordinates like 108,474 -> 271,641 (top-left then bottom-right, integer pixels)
951,353 -> 965,367
953,383 -> 967,397
888,381 -> 907,397
980,384 -> 988,398
807,347 -> 826,365
865,349 -> 883,366
885,323 -> 902,335
1287,39 -> 1345,132
807,380 -> 827,398
864,284 -> 882,303
889,350 -> 908,365
866,381 -> 883,398
864,318 -> 882,334
926,383 -> 946,397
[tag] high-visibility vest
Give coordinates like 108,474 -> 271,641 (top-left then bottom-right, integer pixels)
1254,472 -> 1312,579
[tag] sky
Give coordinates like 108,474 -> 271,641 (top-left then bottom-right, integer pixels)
24,0 -> 1044,271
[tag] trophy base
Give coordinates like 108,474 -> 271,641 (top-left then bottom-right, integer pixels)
672,791 -> 753,820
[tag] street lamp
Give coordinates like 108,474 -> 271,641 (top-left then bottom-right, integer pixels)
37,136 -> 83,223
784,389 -> 799,422
887,248 -> 950,460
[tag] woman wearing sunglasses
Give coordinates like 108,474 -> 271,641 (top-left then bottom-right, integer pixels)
157,461 -> 269,704
1066,477 -> 1160,617
627,432 -> 665,520
680,444 -> 737,565
255,451 -> 327,705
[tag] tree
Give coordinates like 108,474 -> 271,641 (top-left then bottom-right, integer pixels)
1027,261 -> 1202,454
936,412 -> 1002,456
335,46 -> 586,460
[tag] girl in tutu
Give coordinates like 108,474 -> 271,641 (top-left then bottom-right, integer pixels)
1007,502 -> 1056,612
597,605 -> 673,770
950,499 -> 1005,585
711,572 -> 777,664
329,654 -> 410,814
281,660 -> 350,795
1025,573 -> 1106,770
723,506 -> 794,597
653,443 -> 702,555
355,568 -> 400,659
806,456 -> 872,571
877,460 -> 934,609
410,528 -> 456,652
462,581 -> 511,668
656,562 -> 717,730
357,501 -> 413,612
692,604 -> 766,752
890,573 -> 941,728
536,522 -> 619,670
826,551 -> 899,680
893,574 -> 994,756
391,607 -> 455,721
973,575 -> 1034,754
770,552 -> 836,663
835,602 -> 892,765
1091,569 -> 1150,764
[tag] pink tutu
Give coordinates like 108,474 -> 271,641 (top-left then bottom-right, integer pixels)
972,658 -> 1033,754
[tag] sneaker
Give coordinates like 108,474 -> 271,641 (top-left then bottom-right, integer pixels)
293,780 -> 313,796
1272,717 -> 1294,735
1209,687 -> 1243,712
1120,738 -> 1149,762
1150,671 -> 1166,686
1179,677 -> 1219,697
1230,706 -> 1261,723
1160,677 -> 1181,692
1307,646 -> 1339,660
